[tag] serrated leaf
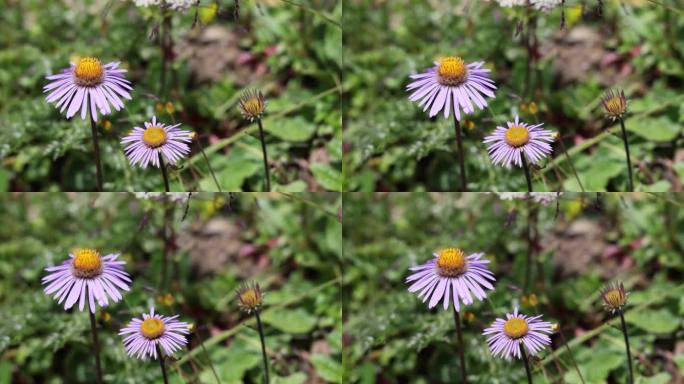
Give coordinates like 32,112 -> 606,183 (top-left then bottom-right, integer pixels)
626,308 -> 681,333
624,116 -> 681,142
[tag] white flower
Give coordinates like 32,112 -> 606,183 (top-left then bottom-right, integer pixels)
532,0 -> 562,12
494,0 -> 527,7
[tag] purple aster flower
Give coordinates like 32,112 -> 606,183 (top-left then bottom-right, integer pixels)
119,307 -> 189,360
43,57 -> 132,122
121,116 -> 192,168
483,115 -> 555,168
406,56 -> 497,120
483,307 -> 553,360
42,248 -> 131,313
406,248 -> 496,311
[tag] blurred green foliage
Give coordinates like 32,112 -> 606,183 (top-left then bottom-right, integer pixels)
343,192 -> 684,383
0,0 -> 342,191
343,0 -> 684,192
0,192 -> 342,383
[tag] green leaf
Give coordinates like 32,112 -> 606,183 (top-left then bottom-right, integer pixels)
272,373 -> 308,384
262,116 -> 317,142
636,373 -> 671,384
261,308 -> 317,334
624,116 -> 682,142
310,163 -> 343,191
626,308 -> 681,333
310,354 -> 343,383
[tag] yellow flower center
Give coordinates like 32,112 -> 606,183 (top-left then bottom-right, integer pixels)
437,56 -> 468,86
604,97 -> 625,116
505,125 -> 530,147
74,57 -> 104,87
239,289 -> 260,309
242,97 -> 264,118
140,318 -> 166,340
72,248 -> 103,278
504,317 -> 529,339
143,126 -> 167,148
603,289 -> 624,308
436,247 -> 466,277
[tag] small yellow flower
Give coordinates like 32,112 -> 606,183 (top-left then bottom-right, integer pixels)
463,311 -> 475,323
189,131 -> 198,141
551,323 -> 560,333
528,102 -> 538,114
155,293 -> 175,306
100,311 -> 112,323
165,102 -> 175,115
519,102 -> 528,113
238,89 -> 266,121
155,102 -> 164,114
101,120 -> 112,131
462,119 -> 475,131
600,281 -> 628,314
187,323 -> 196,332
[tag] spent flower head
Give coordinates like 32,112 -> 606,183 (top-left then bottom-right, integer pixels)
239,89 -> 266,121
236,282 -> 264,314
601,89 -> 627,120
600,281 -> 628,314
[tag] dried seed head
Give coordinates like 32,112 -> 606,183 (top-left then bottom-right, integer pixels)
239,89 -> 266,121
600,281 -> 627,313
236,282 -> 263,314
601,89 -> 627,120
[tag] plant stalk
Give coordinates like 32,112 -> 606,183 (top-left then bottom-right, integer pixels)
619,118 -> 634,192
619,310 -> 634,384
88,304 -> 103,384
89,110 -> 104,192
157,344 -> 169,384
159,153 -> 170,192
451,305 -> 468,384
196,140 -> 222,192
255,311 -> 270,384
452,113 -> 468,192
257,119 -> 271,192
521,346 -> 534,384
521,154 -> 533,192
559,328 -> 585,384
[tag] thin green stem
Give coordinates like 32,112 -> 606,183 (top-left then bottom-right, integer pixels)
452,113 -> 468,192
558,136 -> 585,192
619,311 -> 634,384
559,328 -> 585,384
157,344 -> 169,384
195,139 -> 222,192
196,331 -> 221,384
89,111 -> 104,192
159,153 -> 170,192
452,306 -> 468,383
257,119 -> 271,192
619,118 -> 634,192
521,346 -> 534,384
255,312 -> 270,384
88,305 -> 103,384
522,154 -> 533,192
